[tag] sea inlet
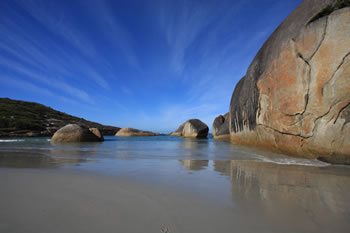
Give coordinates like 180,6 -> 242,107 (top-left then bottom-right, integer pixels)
0,136 -> 349,233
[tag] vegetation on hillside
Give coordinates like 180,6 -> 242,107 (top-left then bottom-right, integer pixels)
0,98 -> 87,130
0,98 -> 118,135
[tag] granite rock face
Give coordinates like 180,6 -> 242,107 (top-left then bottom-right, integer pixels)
169,123 -> 186,136
89,128 -> 104,141
171,119 -> 209,138
212,113 -> 230,139
51,124 -> 103,143
115,128 -> 160,137
229,0 -> 350,164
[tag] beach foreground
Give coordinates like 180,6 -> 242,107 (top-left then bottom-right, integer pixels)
1,157 -> 350,233
0,168 -> 240,233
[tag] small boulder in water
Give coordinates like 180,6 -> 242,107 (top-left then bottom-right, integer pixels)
171,119 -> 209,138
115,127 -> 160,137
51,124 -> 103,143
212,113 -> 230,139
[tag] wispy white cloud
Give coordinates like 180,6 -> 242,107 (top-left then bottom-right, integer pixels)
82,0 -> 140,70
121,86 -> 133,95
9,0 -> 111,90
0,19 -> 72,77
0,57 -> 94,104
0,0 -> 300,132
0,75 -> 79,105
16,0 -> 97,58
153,0 -> 274,125
158,1 -> 214,74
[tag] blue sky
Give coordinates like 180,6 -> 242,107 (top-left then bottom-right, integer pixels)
0,0 -> 302,133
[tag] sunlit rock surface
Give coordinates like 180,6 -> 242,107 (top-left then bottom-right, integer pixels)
170,119 -> 209,138
51,124 -> 103,143
89,128 -> 104,141
229,0 -> 350,164
212,113 -> 230,139
169,122 -> 186,136
115,127 -> 160,137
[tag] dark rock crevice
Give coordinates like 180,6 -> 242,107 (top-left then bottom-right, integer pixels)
292,51 -> 312,118
287,115 -> 304,127
259,101 -> 347,141
300,59 -> 311,118
307,0 -> 350,24
334,102 -> 350,124
310,106 -> 332,137
322,51 -> 350,96
258,124 -> 310,139
280,39 -> 312,119
340,105 -> 350,132
309,17 -> 328,61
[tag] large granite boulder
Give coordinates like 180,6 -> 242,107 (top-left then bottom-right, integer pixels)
51,124 -> 103,143
171,119 -> 209,138
212,113 -> 230,139
115,128 -> 160,137
229,0 -> 350,164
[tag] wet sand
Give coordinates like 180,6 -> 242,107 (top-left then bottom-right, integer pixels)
0,168 -> 240,233
1,159 -> 350,233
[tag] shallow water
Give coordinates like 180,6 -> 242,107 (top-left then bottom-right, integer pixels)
0,136 -> 329,166
1,136 -> 350,233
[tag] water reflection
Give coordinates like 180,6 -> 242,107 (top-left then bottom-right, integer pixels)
179,160 -> 209,171
0,151 -> 89,168
180,138 -> 209,158
50,142 -> 102,159
181,159 -> 350,232
213,160 -> 231,176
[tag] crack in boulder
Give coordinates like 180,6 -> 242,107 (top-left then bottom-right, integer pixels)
322,51 -> 350,96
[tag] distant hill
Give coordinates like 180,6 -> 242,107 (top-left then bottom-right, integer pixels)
0,98 -> 120,137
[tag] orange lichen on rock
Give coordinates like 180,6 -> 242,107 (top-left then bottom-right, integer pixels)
257,41 -> 310,136
229,4 -> 350,164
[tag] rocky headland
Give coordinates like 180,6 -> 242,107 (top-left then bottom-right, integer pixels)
170,119 -> 209,138
115,127 -> 160,137
221,0 -> 350,164
0,98 -> 120,137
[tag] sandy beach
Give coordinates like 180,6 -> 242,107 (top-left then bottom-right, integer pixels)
1,0 -> 350,232
0,168 -> 239,233
1,158 -> 350,233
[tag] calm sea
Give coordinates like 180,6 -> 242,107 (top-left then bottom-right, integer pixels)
0,135 -> 330,168
1,136 -> 350,233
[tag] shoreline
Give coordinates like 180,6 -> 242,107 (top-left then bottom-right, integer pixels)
1,159 -> 350,233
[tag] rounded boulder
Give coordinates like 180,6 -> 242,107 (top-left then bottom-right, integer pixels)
51,124 -> 103,143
